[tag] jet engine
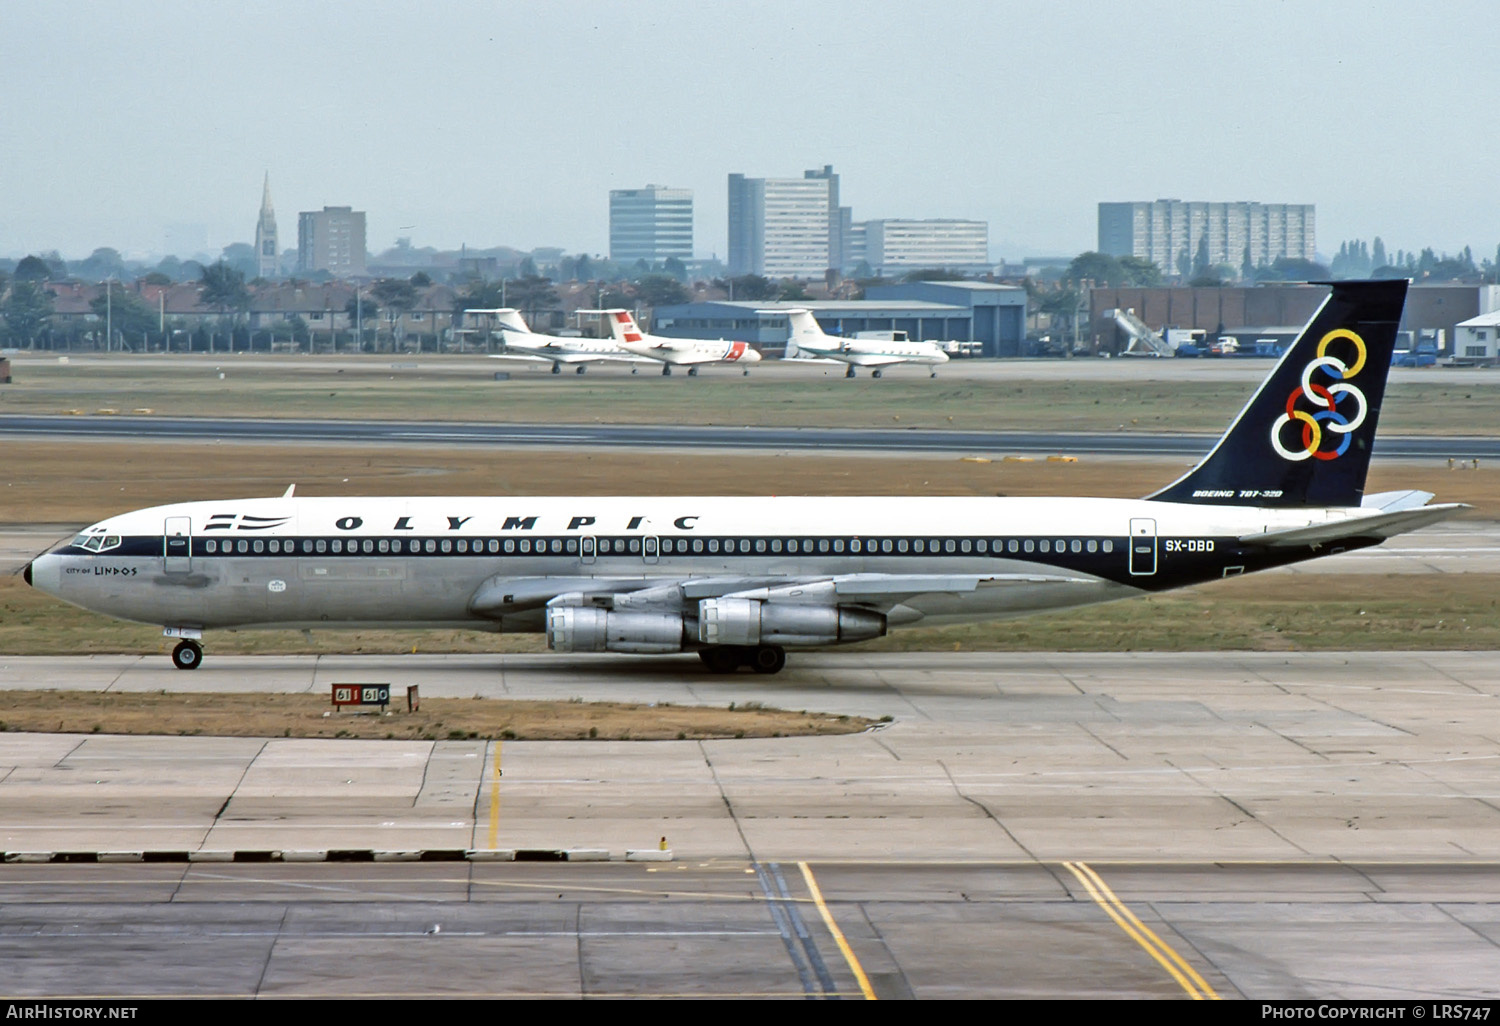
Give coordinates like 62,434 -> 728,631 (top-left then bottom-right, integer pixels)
698,596 -> 885,648
545,605 -> 689,654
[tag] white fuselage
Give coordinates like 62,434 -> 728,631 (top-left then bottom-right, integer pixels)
28,493 -> 1388,637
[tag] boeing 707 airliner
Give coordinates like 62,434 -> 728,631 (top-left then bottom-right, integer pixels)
25,280 -> 1458,674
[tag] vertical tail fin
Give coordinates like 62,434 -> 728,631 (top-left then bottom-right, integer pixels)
781,308 -> 826,359
492,308 -> 530,334
606,309 -> 645,344
1147,279 -> 1408,508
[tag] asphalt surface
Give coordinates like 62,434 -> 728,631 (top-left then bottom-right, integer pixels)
4,412 -> 1500,458
2,650 -> 1499,1000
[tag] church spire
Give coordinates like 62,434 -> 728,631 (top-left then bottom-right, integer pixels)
255,172 -> 279,279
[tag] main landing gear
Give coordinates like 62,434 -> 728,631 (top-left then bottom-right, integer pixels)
662,364 -> 672,376
171,639 -> 203,670
697,645 -> 787,675
551,363 -> 562,375
575,365 -> 587,375
687,366 -> 699,376
845,366 -> 856,379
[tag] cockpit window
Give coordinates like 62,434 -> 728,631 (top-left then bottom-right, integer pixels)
73,532 -> 121,553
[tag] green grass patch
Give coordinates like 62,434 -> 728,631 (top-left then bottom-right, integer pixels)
5,361 -> 1499,435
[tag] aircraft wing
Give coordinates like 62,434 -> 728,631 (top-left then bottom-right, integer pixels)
661,350 -> 729,364
470,571 -> 1097,620
489,350 -> 655,365
486,353 -> 553,364
780,353 -> 844,365
841,353 -> 911,368
1237,503 -> 1469,547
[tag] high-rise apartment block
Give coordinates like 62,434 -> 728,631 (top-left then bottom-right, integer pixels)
729,165 -> 990,279
864,219 -> 989,275
609,186 -> 693,263
297,206 -> 367,277
254,173 -> 278,279
728,171 -> 835,278
1098,200 -> 1316,273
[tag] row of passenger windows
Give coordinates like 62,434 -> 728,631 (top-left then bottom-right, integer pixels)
652,537 -> 1116,555
195,536 -> 1118,556
202,537 -> 572,556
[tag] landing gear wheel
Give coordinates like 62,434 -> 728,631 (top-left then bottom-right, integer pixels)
748,645 -> 786,675
551,363 -> 561,375
171,640 -> 203,671
575,365 -> 587,375
662,365 -> 672,376
698,648 -> 741,674
930,371 -> 938,378
845,366 -> 856,379
687,366 -> 698,376
872,369 -> 883,379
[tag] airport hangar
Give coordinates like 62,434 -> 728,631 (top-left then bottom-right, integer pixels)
652,281 -> 1028,357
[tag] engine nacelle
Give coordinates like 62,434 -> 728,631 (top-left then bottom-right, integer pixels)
698,597 -> 886,648
546,606 -> 687,654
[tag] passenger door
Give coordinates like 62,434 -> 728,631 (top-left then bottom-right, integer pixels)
164,516 -> 192,574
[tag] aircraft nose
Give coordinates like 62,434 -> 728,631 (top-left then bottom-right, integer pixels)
744,348 -> 763,362
26,553 -> 60,595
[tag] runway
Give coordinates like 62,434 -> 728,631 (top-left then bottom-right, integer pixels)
4,412 -> 1499,458
2,650 -> 1499,999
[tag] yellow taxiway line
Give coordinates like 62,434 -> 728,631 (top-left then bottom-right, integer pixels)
798,861 -> 877,1000
1063,861 -> 1220,1000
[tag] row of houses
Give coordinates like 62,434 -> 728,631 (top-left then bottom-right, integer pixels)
28,280 -> 465,348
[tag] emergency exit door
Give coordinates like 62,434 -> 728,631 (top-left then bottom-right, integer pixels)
1128,518 -> 1157,576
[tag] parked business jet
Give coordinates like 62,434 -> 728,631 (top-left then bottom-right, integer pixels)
25,281 -> 1458,675
466,307 -> 650,374
605,311 -> 762,375
781,308 -> 949,378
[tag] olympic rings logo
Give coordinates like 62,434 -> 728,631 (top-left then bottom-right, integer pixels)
1269,328 -> 1369,462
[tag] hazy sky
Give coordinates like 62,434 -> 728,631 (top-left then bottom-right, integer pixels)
2,0 -> 1494,264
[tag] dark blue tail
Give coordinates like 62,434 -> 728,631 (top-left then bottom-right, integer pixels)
1148,279 -> 1408,508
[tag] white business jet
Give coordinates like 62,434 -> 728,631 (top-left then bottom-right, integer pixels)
466,307 -> 651,375
605,311 -> 762,376
780,308 -> 949,378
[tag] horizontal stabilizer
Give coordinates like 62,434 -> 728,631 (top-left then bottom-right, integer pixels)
1238,503 -> 1468,547
1361,489 -> 1436,511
